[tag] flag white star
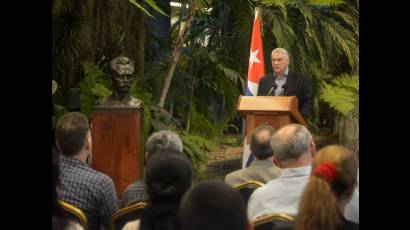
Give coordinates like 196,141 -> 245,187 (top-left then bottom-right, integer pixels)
249,49 -> 261,69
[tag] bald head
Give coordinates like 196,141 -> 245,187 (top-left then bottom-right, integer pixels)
251,125 -> 276,159
270,124 -> 313,162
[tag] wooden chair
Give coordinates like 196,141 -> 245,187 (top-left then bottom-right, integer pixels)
234,180 -> 264,203
253,213 -> 294,230
111,202 -> 148,230
58,200 -> 88,229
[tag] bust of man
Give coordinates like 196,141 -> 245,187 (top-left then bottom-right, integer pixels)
99,57 -> 142,107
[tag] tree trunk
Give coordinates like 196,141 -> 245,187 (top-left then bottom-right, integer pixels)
158,0 -> 197,107
334,114 -> 359,157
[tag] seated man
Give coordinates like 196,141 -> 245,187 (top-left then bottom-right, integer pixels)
247,124 -> 316,219
179,180 -> 253,230
55,112 -> 118,230
247,124 -> 359,222
122,130 -> 184,207
225,124 -> 280,187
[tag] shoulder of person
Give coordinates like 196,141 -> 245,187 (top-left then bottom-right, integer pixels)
225,169 -> 242,184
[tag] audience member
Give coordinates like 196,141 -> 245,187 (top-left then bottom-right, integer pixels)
294,145 -> 359,230
122,130 -> 184,207
247,124 -> 316,219
55,112 -> 118,230
123,150 -> 193,230
225,125 -> 280,187
179,180 -> 252,230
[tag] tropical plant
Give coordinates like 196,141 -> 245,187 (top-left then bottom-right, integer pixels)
78,62 -> 113,119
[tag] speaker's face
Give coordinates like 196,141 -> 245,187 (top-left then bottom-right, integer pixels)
271,51 -> 289,76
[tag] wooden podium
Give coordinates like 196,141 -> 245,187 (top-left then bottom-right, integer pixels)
91,106 -> 144,198
237,96 -> 307,144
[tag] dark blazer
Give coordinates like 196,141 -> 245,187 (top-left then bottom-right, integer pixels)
257,70 -> 313,120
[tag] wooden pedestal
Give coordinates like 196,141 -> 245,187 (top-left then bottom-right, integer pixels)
91,106 -> 144,198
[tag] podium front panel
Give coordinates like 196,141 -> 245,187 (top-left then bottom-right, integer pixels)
246,114 -> 291,144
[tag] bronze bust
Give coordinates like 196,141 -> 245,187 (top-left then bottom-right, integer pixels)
99,57 -> 142,107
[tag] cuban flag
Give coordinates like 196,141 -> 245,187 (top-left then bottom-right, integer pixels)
243,8 -> 266,168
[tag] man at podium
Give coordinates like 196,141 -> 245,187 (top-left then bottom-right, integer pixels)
256,48 -> 313,121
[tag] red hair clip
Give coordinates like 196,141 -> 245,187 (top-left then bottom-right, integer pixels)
313,162 -> 337,184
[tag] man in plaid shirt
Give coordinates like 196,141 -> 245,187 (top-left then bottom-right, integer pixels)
55,112 -> 118,230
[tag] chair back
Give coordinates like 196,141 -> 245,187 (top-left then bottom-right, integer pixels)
58,200 -> 88,229
111,202 -> 148,230
234,180 -> 264,203
253,213 -> 294,230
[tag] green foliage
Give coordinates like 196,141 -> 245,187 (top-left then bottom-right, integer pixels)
217,135 -> 242,147
52,1 -> 86,88
319,74 -> 358,117
79,62 -> 112,118
129,0 -> 169,19
180,133 -> 210,168
189,104 -> 225,138
260,0 -> 358,74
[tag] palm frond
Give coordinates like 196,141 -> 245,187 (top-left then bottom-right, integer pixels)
320,16 -> 358,70
307,0 -> 345,6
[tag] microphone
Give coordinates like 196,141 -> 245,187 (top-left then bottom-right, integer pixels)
280,84 -> 287,96
266,83 -> 278,96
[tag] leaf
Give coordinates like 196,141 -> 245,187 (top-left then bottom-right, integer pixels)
145,0 -> 169,17
319,83 -> 356,115
53,104 -> 67,118
333,74 -> 359,91
90,83 -> 112,97
307,0 -> 345,6
217,64 -> 242,85
129,0 -> 154,18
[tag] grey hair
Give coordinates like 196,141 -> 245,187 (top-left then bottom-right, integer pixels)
146,130 -> 183,158
271,48 -> 290,61
270,124 -> 313,161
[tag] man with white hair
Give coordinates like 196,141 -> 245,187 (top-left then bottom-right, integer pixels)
247,124 -> 316,219
257,48 -> 313,120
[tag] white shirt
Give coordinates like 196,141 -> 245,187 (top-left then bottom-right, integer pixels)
344,188 -> 359,223
247,165 -> 311,219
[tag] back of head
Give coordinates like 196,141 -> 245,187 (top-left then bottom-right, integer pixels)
179,180 -> 248,230
145,151 -> 192,203
251,125 -> 276,159
55,112 -> 90,156
146,130 -> 183,159
270,124 -> 312,163
140,151 -> 193,230
295,145 -> 358,230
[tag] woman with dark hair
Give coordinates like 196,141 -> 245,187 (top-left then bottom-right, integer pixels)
123,150 -> 193,230
295,145 -> 359,230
